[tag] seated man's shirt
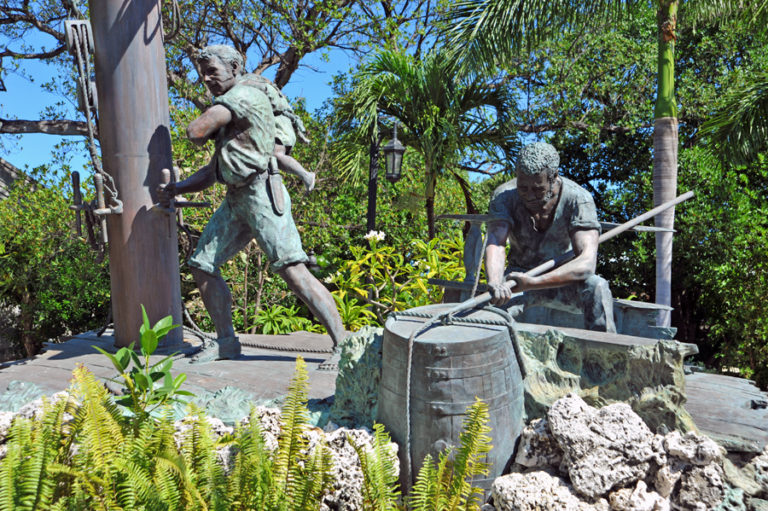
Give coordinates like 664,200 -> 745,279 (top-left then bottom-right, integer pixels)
488,177 -> 601,270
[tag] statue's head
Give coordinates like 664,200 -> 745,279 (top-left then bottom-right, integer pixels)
515,142 -> 560,181
515,142 -> 560,213
196,45 -> 244,96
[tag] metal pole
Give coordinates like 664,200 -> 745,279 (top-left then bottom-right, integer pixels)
366,138 -> 380,233
89,0 -> 183,347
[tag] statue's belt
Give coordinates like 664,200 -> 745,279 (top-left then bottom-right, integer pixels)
225,169 -> 268,189
223,157 -> 284,216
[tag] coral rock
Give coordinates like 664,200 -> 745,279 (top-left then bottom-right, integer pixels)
674,463 -> 725,510
664,430 -> 722,466
492,470 -> 608,511
608,480 -> 670,511
547,394 -> 656,498
513,417 -> 563,470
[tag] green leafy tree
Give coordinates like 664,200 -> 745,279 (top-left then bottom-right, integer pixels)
335,47 -> 519,239
444,0 -> 768,326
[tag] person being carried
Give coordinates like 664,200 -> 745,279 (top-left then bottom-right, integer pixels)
239,73 -> 315,192
158,44 -> 343,366
485,142 -> 616,332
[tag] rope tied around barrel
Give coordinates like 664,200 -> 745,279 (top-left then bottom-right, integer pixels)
393,302 -> 528,490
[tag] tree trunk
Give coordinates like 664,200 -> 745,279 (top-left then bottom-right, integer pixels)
653,0 -> 679,328
425,169 -> 437,239
20,290 -> 38,358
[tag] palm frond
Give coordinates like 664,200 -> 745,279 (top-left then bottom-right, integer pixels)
444,0 -> 640,68
700,73 -> 768,165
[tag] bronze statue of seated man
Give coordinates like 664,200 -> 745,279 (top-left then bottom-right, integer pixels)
485,142 -> 616,333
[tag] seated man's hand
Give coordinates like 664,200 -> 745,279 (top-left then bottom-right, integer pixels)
505,271 -> 537,292
489,282 -> 513,306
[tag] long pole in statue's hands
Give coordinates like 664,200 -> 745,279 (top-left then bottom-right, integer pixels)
444,190 -> 695,318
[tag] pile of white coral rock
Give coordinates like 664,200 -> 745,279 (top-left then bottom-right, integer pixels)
489,393 -> 768,511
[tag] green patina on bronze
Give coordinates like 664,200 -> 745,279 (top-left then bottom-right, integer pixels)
517,329 -> 697,432
329,326 -> 384,428
331,325 -> 698,434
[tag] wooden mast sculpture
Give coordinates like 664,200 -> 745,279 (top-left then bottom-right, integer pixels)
89,0 -> 183,347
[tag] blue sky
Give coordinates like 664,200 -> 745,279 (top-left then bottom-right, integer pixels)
1,46 -> 355,176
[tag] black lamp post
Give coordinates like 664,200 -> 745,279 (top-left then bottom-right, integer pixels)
366,123 -> 406,233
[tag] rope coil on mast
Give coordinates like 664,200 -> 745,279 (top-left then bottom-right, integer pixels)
64,20 -> 123,238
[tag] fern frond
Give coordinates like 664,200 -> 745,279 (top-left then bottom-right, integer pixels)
113,458 -> 156,509
0,417 -> 34,510
178,408 -> 228,509
270,356 -> 311,505
69,365 -> 125,475
351,423 -> 401,510
446,398 -> 492,511
228,408 -> 273,510
409,453 -> 439,511
289,436 -> 333,511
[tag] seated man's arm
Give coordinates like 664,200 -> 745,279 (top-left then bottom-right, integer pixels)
486,220 -> 512,305
507,228 -> 598,292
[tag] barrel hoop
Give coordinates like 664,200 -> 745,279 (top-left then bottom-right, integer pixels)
421,392 -> 524,417
424,353 -> 513,380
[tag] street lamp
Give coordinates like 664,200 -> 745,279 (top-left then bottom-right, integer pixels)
382,123 -> 406,183
366,123 -> 406,233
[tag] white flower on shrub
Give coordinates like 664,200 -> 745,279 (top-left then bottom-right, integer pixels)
364,230 -> 386,242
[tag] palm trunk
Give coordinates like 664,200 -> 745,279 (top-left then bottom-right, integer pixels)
653,0 -> 678,328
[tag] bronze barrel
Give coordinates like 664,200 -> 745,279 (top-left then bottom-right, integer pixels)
377,303 -> 525,492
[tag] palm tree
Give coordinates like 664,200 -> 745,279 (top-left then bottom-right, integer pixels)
445,0 -> 768,327
334,48 -> 518,239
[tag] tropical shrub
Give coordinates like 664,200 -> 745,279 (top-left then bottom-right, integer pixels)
328,232 -> 466,327
0,177 -> 109,358
93,306 -> 192,422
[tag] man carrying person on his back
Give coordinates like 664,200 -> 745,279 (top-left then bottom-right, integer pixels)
158,45 -> 344,367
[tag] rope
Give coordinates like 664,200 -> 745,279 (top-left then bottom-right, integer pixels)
394,302 -> 529,488
163,0 -> 181,42
181,302 -> 333,353
469,228 -> 489,298
70,24 -> 122,216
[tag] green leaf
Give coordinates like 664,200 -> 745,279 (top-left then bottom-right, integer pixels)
141,304 -> 151,333
172,373 -> 187,390
140,329 -> 159,356
92,345 -> 125,374
114,347 -> 132,372
133,372 -> 149,391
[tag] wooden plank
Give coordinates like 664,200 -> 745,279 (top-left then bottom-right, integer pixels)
685,372 -> 768,452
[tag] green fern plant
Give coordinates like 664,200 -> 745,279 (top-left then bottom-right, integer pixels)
408,398 -> 492,511
266,356 -> 333,511
0,393 -> 70,510
0,356 -> 337,510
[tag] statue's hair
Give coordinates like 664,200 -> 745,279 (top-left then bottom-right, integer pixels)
197,45 -> 244,75
516,142 -> 559,180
